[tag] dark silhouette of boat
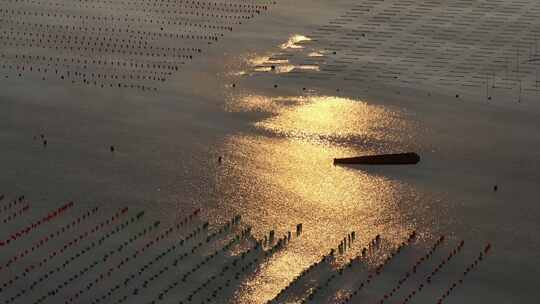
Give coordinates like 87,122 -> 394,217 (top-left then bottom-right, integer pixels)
333,152 -> 420,165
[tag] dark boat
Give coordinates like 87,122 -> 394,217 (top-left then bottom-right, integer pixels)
333,152 -> 420,165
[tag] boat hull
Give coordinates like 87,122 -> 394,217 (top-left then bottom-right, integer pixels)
333,152 -> 420,165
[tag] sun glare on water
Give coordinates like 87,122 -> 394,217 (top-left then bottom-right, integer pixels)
220,92 -> 423,303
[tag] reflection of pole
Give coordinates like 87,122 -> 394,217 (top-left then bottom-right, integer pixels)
534,32 -> 538,57
534,64 -> 538,88
505,56 -> 508,78
518,78 -> 522,103
516,48 -> 520,101
517,48 -> 520,76
534,63 -> 538,89
486,75 -> 489,101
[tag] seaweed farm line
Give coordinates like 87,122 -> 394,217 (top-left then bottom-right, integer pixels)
0,194 -> 491,304
0,0 -> 275,90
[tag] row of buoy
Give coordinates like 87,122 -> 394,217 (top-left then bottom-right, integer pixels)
8,0 -> 272,9
29,207 -> 130,271
91,220 -> 211,304
0,207 -> 127,293
384,238 -> 470,304
0,5 -> 246,28
120,222 -> 217,303
436,244 -> 492,304
414,236 -> 447,275
13,209 -> 144,300
69,0 -> 272,11
8,214 -> 230,302
139,217 -> 197,253
0,30 -> 218,48
0,70 -> 160,91
374,236 -> 447,304
119,3 -> 263,16
1,66 -> 170,92
339,233 -> 417,304
0,8 -> 250,24
178,208 -> 201,225
5,203 -> 498,304
15,2 -> 265,16
0,201 -> 74,247
29,220 -> 160,304
4,43 -> 181,62
191,246 -> 265,303
402,236 -> 446,281
2,59 -> 168,83
282,8 -> 536,96
136,216 -> 241,293
1,201 -> 495,304
305,234 -> 385,303
0,14 -> 242,40
203,228 -> 295,304
130,10 -> 257,22
0,17 -> 234,35
1,204 -> 29,224
195,238 -> 265,302
425,240 -> 465,284
0,0 -> 274,91
122,220 -> 244,304
4,45 -> 196,62
0,195 -> 25,213
155,227 -> 253,304
104,219 -> 160,264
66,220 -> 165,304
301,234 -> 372,303
268,244 -> 331,302
0,1 -> 264,91
138,208 -> 202,253
1,206 -> 101,271
3,50 -> 187,73
7,64 -> 172,81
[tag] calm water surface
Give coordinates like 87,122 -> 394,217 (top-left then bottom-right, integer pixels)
0,1 -> 539,303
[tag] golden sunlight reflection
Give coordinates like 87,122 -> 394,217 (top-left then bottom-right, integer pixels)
235,35 -> 318,76
280,34 -> 312,49
308,51 -> 324,57
227,94 -> 411,148
248,56 -> 289,66
254,64 -> 320,74
217,93 -> 426,303
219,135 -> 421,304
